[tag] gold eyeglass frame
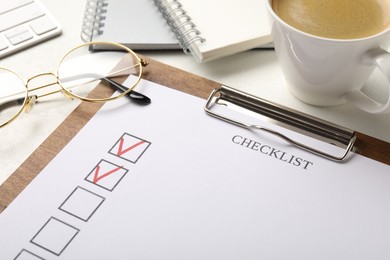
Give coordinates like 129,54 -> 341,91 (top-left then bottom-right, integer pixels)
0,41 -> 148,128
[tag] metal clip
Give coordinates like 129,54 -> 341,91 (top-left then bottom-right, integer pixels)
204,86 -> 356,162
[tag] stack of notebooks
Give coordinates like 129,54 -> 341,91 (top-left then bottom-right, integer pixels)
81,0 -> 272,62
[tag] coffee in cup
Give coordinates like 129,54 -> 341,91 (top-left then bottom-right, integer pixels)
265,0 -> 390,114
272,0 -> 390,39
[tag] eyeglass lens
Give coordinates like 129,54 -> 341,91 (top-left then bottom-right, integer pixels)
57,43 -> 142,101
0,69 -> 27,127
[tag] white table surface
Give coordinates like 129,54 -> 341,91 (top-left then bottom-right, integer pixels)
1,0 -> 389,185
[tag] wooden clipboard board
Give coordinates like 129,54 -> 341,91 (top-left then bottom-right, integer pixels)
0,57 -> 389,213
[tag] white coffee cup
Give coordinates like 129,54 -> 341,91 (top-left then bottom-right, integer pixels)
265,0 -> 390,114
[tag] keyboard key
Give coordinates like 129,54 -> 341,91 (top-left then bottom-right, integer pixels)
30,15 -> 57,35
8,32 -> 33,45
6,28 -> 33,45
0,2 -> 45,32
4,25 -> 29,39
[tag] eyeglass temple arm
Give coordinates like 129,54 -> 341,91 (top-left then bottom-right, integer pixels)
0,74 -> 150,111
61,71 -> 151,105
102,77 -> 150,105
0,80 -> 148,109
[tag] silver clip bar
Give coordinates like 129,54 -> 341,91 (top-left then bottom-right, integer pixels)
204,86 -> 356,162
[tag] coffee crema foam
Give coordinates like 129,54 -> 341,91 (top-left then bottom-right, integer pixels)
272,0 -> 390,39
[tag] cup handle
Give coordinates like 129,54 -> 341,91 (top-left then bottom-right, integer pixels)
344,48 -> 390,114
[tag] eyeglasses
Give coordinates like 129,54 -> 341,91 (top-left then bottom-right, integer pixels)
0,41 -> 150,128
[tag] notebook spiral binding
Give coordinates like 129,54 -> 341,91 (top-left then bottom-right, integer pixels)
153,0 -> 205,54
81,0 -> 108,42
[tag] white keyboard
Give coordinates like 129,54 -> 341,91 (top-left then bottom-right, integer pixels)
0,0 -> 62,58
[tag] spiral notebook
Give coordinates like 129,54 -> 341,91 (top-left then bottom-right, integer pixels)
81,0 -> 180,49
81,0 -> 272,62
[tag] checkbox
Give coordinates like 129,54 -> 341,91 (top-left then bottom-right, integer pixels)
85,159 -> 128,191
30,217 -> 79,256
59,186 -> 105,221
14,249 -> 44,260
109,133 -> 151,163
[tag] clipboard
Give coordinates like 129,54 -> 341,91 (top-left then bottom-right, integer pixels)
0,56 -> 389,212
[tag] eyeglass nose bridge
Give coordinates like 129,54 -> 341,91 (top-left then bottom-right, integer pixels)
26,72 -> 57,85
26,72 -> 74,101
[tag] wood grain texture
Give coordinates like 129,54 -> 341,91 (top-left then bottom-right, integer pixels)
0,56 -> 388,213
354,132 -> 390,165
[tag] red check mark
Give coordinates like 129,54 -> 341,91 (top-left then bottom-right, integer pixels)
117,138 -> 145,157
93,165 -> 123,183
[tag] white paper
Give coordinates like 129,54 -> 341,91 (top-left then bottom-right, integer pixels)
0,79 -> 389,260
